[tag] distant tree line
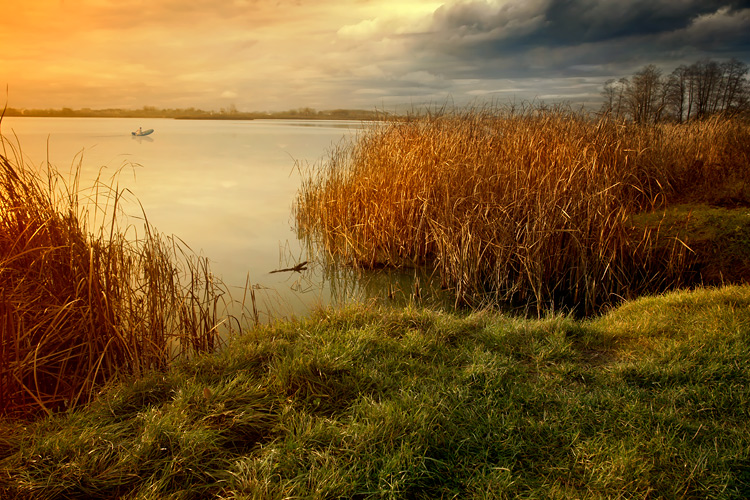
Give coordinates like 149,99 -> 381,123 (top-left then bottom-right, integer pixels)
600,58 -> 750,123
2,105 -> 385,121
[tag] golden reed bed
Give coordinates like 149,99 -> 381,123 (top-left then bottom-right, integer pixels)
296,107 -> 750,314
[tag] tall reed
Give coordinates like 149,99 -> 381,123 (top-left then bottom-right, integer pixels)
0,131 -> 231,417
295,107 -> 750,314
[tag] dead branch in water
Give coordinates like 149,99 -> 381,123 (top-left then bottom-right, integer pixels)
269,261 -> 308,274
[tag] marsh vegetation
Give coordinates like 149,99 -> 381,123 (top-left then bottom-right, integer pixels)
296,106 -> 750,314
0,130 -> 240,417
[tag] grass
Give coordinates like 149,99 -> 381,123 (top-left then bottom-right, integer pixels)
630,204 -> 750,285
295,106 -> 750,314
1,123 -> 239,418
1,284 -> 748,499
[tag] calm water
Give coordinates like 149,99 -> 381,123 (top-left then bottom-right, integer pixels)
1,116 -> 422,320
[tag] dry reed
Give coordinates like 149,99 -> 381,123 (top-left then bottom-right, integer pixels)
295,106 -> 750,314
0,130 -> 232,417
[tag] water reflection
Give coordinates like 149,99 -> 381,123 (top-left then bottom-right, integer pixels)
292,253 -> 454,311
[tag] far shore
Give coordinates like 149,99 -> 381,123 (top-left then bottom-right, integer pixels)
2,106 -> 387,122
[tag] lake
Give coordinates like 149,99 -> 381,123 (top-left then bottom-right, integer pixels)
1,116 -> 424,321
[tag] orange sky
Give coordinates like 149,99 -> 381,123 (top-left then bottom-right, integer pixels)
3,0 -> 748,112
1,0 -> 446,111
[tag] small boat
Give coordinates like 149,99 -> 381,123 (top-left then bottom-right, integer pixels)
132,128 -> 154,136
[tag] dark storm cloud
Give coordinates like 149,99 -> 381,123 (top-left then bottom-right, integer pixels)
537,0 -> 749,44
431,0 -> 750,45
416,0 -> 750,79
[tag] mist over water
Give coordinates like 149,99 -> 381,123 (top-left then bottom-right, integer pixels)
1,116 -> 385,320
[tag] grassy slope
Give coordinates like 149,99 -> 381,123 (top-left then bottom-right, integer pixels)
1,285 -> 749,499
631,204 -> 750,285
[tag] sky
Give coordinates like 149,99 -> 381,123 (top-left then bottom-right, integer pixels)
2,0 -> 750,113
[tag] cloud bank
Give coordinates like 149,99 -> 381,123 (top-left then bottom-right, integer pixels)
2,0 -> 748,111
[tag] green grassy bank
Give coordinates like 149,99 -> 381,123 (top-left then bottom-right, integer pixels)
2,285 -> 749,499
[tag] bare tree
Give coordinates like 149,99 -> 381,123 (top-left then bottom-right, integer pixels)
599,78 -> 628,118
690,59 -> 723,119
626,64 -> 664,124
665,65 -> 691,122
600,79 -> 617,116
600,58 -> 750,123
736,78 -> 750,119
719,59 -> 749,116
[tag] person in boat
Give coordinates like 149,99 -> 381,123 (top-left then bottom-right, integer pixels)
137,127 -> 142,134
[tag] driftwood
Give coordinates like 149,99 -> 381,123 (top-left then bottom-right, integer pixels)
269,261 -> 308,274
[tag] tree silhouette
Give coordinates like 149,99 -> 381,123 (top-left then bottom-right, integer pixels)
600,58 -> 749,123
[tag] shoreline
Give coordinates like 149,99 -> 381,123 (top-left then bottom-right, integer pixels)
3,107 -> 387,122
